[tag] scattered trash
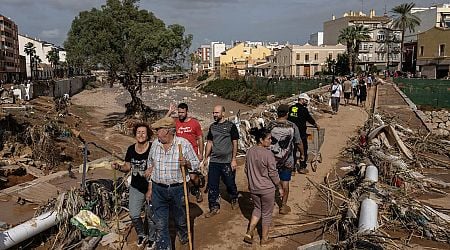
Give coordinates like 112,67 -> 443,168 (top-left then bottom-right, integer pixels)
70,210 -> 109,237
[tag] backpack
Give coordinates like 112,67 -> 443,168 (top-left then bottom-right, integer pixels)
267,121 -> 295,169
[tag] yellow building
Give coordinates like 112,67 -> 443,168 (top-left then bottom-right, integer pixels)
219,42 -> 271,79
417,27 -> 450,79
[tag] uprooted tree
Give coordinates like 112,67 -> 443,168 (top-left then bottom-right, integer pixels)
64,0 -> 192,119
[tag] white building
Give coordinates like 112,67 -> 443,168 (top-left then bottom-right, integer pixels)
18,34 -> 66,79
210,41 -> 226,71
309,32 -> 324,46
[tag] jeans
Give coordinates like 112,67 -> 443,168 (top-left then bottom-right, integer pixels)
208,162 -> 238,210
129,186 -> 156,240
331,97 -> 340,112
152,183 -> 188,250
300,135 -> 308,168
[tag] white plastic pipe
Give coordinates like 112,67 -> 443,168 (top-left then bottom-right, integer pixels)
364,165 -> 378,183
358,198 -> 378,232
0,211 -> 58,250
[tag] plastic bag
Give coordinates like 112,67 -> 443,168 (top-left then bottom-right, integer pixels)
70,210 -> 109,237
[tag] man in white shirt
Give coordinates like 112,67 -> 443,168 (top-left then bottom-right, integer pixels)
330,79 -> 343,114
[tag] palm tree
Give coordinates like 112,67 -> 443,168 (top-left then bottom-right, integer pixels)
391,2 -> 421,71
46,48 -> 60,78
338,25 -> 371,73
24,42 -> 36,80
338,27 -> 355,72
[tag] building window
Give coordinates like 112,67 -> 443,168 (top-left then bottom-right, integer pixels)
377,32 -> 385,41
419,46 -> 424,56
314,53 -> 318,60
296,53 -> 300,60
362,43 -> 369,50
439,44 -> 445,57
305,54 -> 309,62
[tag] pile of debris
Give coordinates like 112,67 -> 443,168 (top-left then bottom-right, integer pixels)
305,113 -> 450,249
0,175 -> 130,249
233,86 -> 332,153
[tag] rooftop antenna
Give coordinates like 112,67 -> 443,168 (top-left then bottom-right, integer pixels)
361,0 -> 364,13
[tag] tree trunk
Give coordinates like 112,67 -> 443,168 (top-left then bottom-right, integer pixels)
29,55 -> 33,81
124,75 -> 156,120
399,30 -> 405,72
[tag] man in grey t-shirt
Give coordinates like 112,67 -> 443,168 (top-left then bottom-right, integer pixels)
204,105 -> 240,218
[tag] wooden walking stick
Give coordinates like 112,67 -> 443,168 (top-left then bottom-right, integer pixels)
178,144 -> 193,250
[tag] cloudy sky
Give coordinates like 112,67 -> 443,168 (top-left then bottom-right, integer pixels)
0,0 -> 442,49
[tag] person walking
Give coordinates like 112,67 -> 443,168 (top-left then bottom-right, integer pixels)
244,127 -> 283,246
288,93 -> 319,174
351,76 -> 358,102
342,77 -> 352,106
145,117 -> 200,249
269,104 -> 302,214
165,103 -> 204,203
204,105 -> 240,218
112,123 -> 156,249
330,79 -> 343,114
358,80 -> 367,107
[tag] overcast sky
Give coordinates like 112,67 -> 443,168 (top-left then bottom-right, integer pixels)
0,0 -> 443,49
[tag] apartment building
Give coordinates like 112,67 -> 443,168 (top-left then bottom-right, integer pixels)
416,27 -> 450,78
210,42 -> 226,72
219,42 -> 271,79
274,44 -> 345,77
0,15 -> 21,83
197,44 -> 210,70
404,3 -> 450,73
309,32 -> 324,46
323,10 -> 401,71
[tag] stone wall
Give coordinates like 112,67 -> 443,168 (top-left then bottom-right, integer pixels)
424,110 -> 450,136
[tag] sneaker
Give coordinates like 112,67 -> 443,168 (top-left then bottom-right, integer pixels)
298,168 -> 309,174
146,240 -> 155,250
196,191 -> 203,203
231,199 -> 239,210
205,208 -> 220,218
137,235 -> 147,248
279,205 -> 291,215
243,229 -> 254,244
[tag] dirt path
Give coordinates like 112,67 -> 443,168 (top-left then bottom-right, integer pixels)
192,104 -> 368,249
71,84 -> 369,249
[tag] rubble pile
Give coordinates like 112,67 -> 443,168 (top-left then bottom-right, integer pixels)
0,96 -> 85,189
234,86 -> 332,153
306,113 -> 450,248
33,177 -> 129,249
424,110 -> 450,136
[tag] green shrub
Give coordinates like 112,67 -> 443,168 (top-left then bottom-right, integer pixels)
201,79 -> 270,106
197,74 -> 208,81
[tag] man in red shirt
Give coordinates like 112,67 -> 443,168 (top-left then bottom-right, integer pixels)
166,103 -> 204,202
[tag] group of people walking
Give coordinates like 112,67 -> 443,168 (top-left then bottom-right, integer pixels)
112,94 -> 319,249
330,74 -> 374,113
